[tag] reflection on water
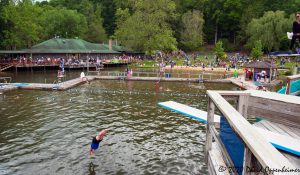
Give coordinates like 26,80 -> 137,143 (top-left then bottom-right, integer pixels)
0,72 -> 236,175
89,162 -> 96,175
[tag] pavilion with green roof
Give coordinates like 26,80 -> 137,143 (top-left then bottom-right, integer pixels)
0,38 -> 135,59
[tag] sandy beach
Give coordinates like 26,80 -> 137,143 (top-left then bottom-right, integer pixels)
165,65 -> 244,74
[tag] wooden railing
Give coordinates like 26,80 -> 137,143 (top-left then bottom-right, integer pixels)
0,64 -> 14,71
205,90 -> 295,175
286,74 -> 300,95
0,77 -> 12,83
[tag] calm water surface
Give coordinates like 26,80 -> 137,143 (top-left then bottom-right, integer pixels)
0,71 -> 237,175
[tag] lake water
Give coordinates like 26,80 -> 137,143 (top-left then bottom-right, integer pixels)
0,71 -> 237,175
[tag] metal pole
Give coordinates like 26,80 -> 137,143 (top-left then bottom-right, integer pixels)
87,53 -> 89,75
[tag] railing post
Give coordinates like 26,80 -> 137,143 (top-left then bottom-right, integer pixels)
242,146 -> 254,175
237,94 -> 249,118
205,97 -> 215,163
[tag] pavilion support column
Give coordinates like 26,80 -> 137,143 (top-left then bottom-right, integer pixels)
269,68 -> 272,83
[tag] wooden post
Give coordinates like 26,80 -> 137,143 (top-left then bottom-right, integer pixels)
238,94 -> 249,118
269,68 -> 272,83
205,98 -> 215,163
286,80 -> 291,94
242,147 -> 254,175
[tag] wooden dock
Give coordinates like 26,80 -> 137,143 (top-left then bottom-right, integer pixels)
229,77 -> 258,90
0,76 -> 95,92
204,90 -> 298,174
157,91 -> 300,174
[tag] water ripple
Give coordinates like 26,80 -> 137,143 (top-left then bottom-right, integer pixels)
0,80 -> 236,175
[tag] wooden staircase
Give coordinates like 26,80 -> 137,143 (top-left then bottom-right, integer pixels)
0,64 -> 14,72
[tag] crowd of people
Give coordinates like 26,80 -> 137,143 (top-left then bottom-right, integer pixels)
0,55 -> 141,66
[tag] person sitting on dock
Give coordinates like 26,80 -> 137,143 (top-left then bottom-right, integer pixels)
89,129 -> 109,155
260,70 -> 266,82
80,72 -> 89,83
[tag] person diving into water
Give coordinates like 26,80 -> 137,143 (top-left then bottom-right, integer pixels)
89,129 -> 109,155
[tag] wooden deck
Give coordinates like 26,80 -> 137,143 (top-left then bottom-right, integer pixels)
159,91 -> 299,174
228,77 -> 282,91
228,77 -> 264,90
205,91 -> 297,174
254,120 -> 300,167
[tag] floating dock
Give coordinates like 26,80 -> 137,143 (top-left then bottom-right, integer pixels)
0,76 -> 95,92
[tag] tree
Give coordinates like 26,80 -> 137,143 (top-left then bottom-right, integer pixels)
214,41 -> 226,60
41,7 -> 88,40
84,4 -> 107,43
203,0 -> 243,44
1,1 -> 43,49
180,10 -> 204,51
246,11 -> 292,52
115,0 -> 177,53
251,40 -> 263,60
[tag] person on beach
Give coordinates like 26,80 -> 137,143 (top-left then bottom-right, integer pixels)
233,69 -> 238,78
290,12 -> 300,53
89,129 -> 109,155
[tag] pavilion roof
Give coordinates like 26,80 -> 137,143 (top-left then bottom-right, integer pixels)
245,61 -> 277,69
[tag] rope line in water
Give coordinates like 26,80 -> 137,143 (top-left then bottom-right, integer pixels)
66,89 -> 206,97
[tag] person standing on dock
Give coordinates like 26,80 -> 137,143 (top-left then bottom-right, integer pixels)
233,69 -> 238,78
159,62 -> 165,77
289,12 -> 300,53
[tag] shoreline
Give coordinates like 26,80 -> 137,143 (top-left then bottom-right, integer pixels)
164,65 -> 244,74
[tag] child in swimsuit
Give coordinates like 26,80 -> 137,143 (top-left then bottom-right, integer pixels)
89,129 -> 109,155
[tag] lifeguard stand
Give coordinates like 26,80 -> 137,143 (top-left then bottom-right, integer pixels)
57,70 -> 65,83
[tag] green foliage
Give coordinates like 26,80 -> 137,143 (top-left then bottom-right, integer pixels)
246,11 -> 292,52
2,1 -> 43,49
180,10 -> 204,51
250,40 -> 263,60
84,4 -> 107,43
40,7 -> 87,40
115,0 -> 177,53
214,41 -> 226,60
219,38 -> 236,52
1,0 -> 300,52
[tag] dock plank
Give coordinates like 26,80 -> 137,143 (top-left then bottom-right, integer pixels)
208,143 -> 230,175
254,120 -> 300,167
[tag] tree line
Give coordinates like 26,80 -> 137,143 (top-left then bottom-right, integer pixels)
0,0 -> 299,54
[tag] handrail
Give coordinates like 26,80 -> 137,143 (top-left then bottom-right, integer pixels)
206,90 -> 295,173
0,64 -> 14,71
0,77 -> 12,83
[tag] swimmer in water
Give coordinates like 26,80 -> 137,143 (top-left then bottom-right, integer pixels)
89,129 -> 109,155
